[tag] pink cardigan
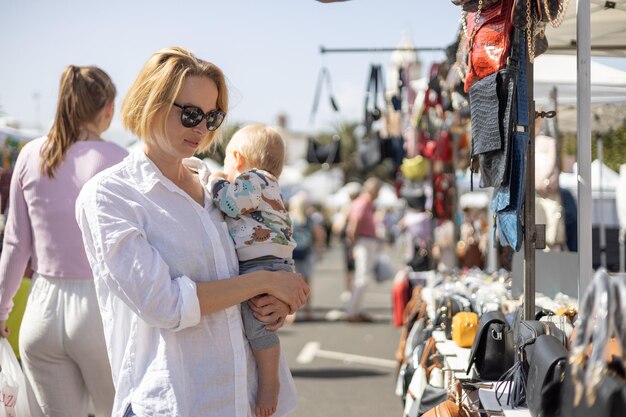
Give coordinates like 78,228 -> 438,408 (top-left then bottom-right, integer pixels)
0,137 -> 127,320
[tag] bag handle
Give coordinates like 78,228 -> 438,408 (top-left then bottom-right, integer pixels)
309,67 -> 340,126
364,64 -> 386,133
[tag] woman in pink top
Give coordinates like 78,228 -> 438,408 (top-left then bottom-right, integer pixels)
0,65 -> 127,417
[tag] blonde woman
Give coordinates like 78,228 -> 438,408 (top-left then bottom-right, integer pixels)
0,65 -> 127,416
75,47 -> 309,417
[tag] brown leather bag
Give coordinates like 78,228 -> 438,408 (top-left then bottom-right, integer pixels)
422,382 -> 475,417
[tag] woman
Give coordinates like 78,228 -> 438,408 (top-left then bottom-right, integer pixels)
75,46 -> 309,417
0,65 -> 127,416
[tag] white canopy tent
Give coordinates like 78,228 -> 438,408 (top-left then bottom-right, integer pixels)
546,0 -> 626,57
542,0 -> 626,296
534,54 -> 626,104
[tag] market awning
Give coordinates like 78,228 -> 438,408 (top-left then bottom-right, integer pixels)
546,0 -> 626,57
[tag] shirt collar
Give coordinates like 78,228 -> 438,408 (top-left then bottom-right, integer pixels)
126,147 -> 212,194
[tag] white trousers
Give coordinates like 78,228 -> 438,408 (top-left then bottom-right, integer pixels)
346,237 -> 379,316
19,274 -> 114,417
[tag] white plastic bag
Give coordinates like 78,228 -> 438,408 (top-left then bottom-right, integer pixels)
0,338 -> 30,417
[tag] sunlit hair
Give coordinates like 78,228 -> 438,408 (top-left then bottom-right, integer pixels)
41,65 -> 116,177
121,46 -> 228,152
229,124 -> 285,177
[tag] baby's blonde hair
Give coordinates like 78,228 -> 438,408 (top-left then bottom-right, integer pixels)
229,124 -> 285,177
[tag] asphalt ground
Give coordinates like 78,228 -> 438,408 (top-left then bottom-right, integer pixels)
279,240 -> 406,417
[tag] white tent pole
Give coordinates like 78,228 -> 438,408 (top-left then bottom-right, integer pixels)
598,138 -> 607,268
577,0 -> 593,296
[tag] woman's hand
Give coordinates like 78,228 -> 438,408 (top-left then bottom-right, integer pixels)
248,295 -> 290,331
265,271 -> 310,314
0,320 -> 10,338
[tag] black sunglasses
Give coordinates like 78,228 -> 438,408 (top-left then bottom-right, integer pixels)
173,103 -> 226,131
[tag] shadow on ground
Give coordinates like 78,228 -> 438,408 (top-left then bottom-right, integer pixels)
290,367 -> 390,379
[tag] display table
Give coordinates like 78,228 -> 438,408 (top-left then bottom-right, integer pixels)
432,330 -> 532,417
432,330 -> 472,379
478,386 -> 531,417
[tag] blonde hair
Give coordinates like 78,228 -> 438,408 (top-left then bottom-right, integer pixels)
229,124 -> 285,177
41,65 -> 116,177
121,46 -> 228,152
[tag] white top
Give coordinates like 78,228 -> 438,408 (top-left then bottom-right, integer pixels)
75,148 -> 297,417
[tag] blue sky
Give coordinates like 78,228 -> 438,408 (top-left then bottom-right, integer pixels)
1,1 -> 625,146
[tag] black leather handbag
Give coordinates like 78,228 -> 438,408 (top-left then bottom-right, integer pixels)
306,135 -> 342,165
434,294 -> 472,339
496,319 -> 567,408
526,334 -> 568,417
466,310 -> 514,381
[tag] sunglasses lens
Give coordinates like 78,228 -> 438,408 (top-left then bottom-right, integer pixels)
206,111 -> 225,131
180,107 -> 203,128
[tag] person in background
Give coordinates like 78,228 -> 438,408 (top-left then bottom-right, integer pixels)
345,177 -> 382,323
288,192 -> 325,321
75,46 -> 309,417
331,182 -> 362,302
399,194 -> 433,272
209,124 -> 295,417
0,65 -> 127,417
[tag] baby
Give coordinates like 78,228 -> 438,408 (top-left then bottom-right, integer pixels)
209,124 -> 295,417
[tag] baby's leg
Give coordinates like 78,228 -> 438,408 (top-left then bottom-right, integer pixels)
253,344 -> 280,417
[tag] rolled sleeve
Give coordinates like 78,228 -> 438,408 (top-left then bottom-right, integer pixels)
174,276 -> 201,331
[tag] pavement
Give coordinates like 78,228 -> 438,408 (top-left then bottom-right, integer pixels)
279,240 -> 406,417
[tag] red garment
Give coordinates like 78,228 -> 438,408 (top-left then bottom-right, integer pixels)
392,274 -> 410,327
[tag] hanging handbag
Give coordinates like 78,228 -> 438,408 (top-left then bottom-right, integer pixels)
454,0 -> 501,12
558,269 -> 626,417
467,310 -> 515,381
357,64 -> 385,171
307,67 -> 343,167
306,134 -> 342,165
469,28 -> 520,190
463,0 -> 515,92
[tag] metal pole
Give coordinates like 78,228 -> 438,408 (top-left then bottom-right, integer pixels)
319,46 -> 446,54
577,0 -> 593,297
524,52 -> 536,321
549,87 -> 560,171
598,136 -> 607,268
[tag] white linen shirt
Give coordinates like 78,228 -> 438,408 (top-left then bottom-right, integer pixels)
75,148 -> 297,417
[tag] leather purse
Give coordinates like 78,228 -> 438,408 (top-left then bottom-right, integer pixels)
526,334 -> 568,417
464,0 -> 514,92
306,135 -> 342,165
452,312 -> 478,348
496,319 -> 568,409
558,269 -> 626,417
466,310 -> 514,381
422,381 -> 472,417
435,294 -> 473,340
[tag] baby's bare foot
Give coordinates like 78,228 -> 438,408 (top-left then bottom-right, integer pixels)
255,379 -> 279,417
